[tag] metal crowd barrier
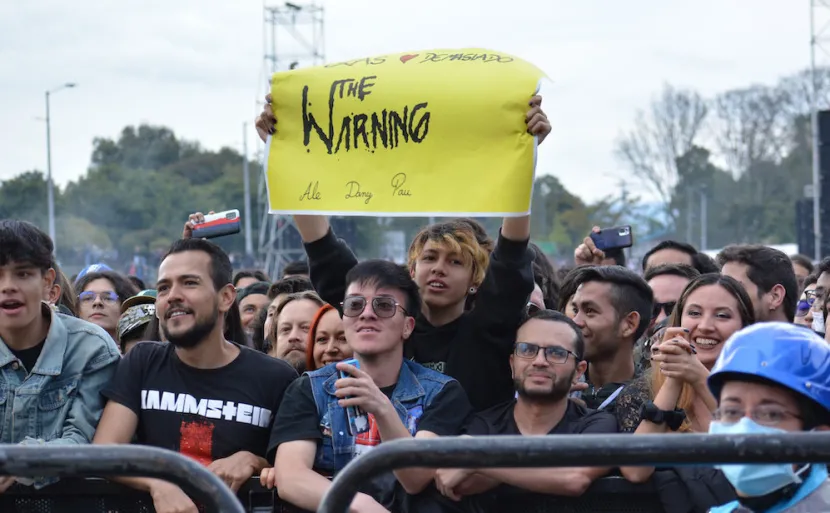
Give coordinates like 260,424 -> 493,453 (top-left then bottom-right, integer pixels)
0,444 -> 244,513
317,432 -> 830,513
2,475 -> 659,513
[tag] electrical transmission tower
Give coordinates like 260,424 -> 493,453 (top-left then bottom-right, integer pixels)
810,0 -> 830,260
258,2 -> 325,278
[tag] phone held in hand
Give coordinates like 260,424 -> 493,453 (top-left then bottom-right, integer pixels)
191,209 -> 241,240
590,225 -> 633,251
338,358 -> 370,436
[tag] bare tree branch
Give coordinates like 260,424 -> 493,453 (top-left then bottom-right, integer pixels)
614,84 -> 708,222
711,85 -> 793,175
776,67 -> 830,118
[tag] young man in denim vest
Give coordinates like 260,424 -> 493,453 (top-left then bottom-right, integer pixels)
263,260 -> 472,513
0,220 -> 121,492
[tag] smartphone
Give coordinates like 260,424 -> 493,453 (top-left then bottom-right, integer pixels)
337,358 -> 370,436
590,225 -> 633,251
191,210 -> 241,240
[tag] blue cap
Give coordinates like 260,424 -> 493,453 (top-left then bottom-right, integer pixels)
709,322 -> 830,413
76,263 -> 113,282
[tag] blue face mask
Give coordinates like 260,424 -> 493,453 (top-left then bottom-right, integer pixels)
709,418 -> 808,497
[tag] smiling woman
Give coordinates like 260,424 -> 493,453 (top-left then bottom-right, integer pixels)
619,273 -> 756,485
74,271 -> 138,341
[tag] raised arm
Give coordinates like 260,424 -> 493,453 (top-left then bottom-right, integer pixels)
500,94 -> 548,243
299,218 -> 358,310
467,93 -> 549,333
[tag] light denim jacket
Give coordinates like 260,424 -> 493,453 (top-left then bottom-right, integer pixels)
0,306 -> 120,486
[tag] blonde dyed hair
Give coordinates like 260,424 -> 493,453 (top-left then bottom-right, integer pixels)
407,221 -> 489,288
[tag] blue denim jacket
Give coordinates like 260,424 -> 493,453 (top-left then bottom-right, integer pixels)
0,306 -> 120,486
308,359 -> 453,475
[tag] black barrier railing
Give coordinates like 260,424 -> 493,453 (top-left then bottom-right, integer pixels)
0,475 -> 659,512
317,432 -> 830,513
0,444 -> 244,513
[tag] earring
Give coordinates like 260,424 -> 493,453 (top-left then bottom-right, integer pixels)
469,287 -> 477,294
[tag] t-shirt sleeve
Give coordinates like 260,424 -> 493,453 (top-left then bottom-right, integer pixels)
579,410 -> 619,435
267,375 -> 322,462
100,341 -> 150,414
265,358 -> 300,428
417,381 -> 473,436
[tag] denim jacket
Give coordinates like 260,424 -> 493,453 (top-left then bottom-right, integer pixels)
0,305 -> 120,486
308,359 -> 453,475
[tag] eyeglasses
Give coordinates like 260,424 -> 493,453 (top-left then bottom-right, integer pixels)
796,296 -> 816,317
341,296 -> 408,318
78,291 -> 119,304
796,291 -> 818,316
652,301 -> 676,319
713,405 -> 801,427
525,302 -> 542,316
514,342 -> 578,364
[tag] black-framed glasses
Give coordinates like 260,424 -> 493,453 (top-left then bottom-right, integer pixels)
78,291 -> 119,304
341,296 -> 408,318
652,301 -> 676,319
713,405 -> 801,427
514,342 -> 577,364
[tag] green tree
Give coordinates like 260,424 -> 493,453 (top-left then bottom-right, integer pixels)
0,171 -> 49,227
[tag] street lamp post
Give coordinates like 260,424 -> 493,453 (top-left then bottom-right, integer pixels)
45,82 -> 76,254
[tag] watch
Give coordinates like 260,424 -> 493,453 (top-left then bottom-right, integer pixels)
639,402 -> 686,431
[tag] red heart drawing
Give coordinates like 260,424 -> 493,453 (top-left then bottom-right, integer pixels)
400,54 -> 418,64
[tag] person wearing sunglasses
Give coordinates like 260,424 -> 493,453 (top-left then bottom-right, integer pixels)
793,274 -> 818,330
265,259 -> 472,513
434,309 -> 617,507
74,270 -> 138,341
644,263 -> 700,327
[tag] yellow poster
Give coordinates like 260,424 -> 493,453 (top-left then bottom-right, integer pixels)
265,48 -> 546,216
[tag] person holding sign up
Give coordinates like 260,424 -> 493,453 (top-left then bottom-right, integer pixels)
256,83 -> 550,413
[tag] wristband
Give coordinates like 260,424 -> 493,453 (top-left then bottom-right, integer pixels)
639,402 -> 686,431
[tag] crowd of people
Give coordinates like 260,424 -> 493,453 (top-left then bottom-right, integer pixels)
0,95 -> 828,513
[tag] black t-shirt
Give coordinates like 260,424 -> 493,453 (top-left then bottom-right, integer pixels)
464,399 -> 618,511
10,339 -> 45,374
268,374 -> 471,463
465,398 -> 618,436
102,341 -> 297,465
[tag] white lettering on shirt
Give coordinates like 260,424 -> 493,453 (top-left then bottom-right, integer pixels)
140,390 -> 272,428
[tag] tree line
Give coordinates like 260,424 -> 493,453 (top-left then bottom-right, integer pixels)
3,67 -> 823,270
1,125 -> 621,269
615,67 -> 830,250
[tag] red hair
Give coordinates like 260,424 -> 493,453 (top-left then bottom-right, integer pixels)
305,304 -> 336,372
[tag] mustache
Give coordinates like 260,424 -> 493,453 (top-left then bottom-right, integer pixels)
525,371 -> 557,380
164,305 -> 194,319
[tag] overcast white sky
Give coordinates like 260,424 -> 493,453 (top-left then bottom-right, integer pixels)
0,0 -> 819,205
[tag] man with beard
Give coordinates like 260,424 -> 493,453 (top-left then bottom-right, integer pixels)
435,309 -> 617,508
93,238 -> 297,513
